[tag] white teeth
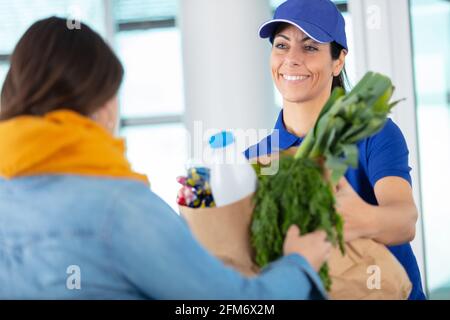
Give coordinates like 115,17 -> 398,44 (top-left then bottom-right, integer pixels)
282,74 -> 309,81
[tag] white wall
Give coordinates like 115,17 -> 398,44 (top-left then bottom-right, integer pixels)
179,0 -> 276,140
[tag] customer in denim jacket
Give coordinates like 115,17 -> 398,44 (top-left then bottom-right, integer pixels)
0,17 -> 330,299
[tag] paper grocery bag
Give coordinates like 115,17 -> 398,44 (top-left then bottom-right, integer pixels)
179,196 -> 412,299
250,147 -> 412,299
179,194 -> 260,277
328,239 -> 412,300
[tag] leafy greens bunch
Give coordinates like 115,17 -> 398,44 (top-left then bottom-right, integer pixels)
251,72 -> 401,290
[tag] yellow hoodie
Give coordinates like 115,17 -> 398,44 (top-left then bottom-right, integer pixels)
0,109 -> 148,185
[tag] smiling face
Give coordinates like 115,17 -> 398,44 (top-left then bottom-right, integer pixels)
271,23 -> 345,105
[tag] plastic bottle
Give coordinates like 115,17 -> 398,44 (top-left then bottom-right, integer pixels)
208,131 -> 257,207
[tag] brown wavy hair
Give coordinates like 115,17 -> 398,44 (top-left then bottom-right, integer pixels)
0,16 -> 123,120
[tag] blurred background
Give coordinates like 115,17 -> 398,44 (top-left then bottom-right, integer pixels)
0,0 -> 448,299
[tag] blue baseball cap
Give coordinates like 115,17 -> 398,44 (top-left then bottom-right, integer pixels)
259,0 -> 348,51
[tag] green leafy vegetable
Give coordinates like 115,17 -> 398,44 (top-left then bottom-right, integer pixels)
250,72 -> 402,290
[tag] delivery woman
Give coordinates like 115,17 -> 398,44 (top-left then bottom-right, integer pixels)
245,0 -> 426,299
0,16 -> 331,299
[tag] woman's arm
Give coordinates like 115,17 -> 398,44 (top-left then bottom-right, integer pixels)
335,119 -> 419,245
102,183 -> 327,300
370,176 -> 418,244
335,176 -> 418,245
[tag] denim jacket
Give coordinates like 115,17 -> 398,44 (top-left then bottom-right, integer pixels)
0,175 -> 326,299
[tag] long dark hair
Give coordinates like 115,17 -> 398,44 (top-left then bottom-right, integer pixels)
0,16 -> 124,120
330,41 -> 349,93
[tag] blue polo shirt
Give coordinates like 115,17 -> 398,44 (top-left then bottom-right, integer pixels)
245,110 -> 426,300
